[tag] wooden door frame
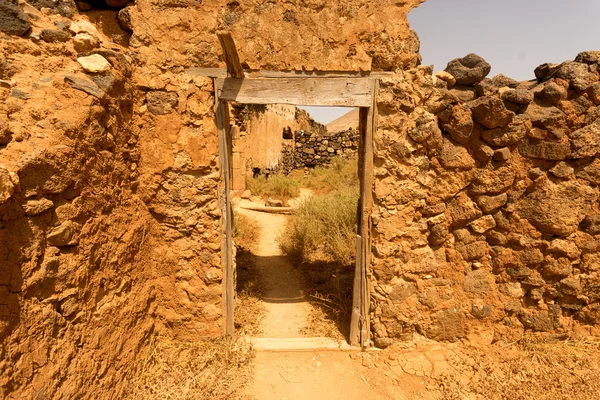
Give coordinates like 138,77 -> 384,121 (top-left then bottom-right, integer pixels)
202,32 -> 378,347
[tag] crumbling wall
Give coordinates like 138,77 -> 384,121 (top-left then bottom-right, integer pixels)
280,128 -> 359,172
228,104 -> 324,190
0,6 -> 163,398
371,52 -> 600,346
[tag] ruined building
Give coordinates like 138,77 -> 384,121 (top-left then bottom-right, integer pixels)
1,0 -> 599,398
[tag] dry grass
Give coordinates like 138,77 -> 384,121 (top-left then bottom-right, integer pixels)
300,157 -> 359,194
122,336 -> 254,400
439,335 -> 600,400
279,188 -> 359,265
232,212 -> 260,250
245,173 -> 300,201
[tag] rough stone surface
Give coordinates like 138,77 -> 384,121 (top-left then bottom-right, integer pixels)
516,179 -> 597,236
444,54 -> 491,85
40,28 -> 71,42
146,90 -> 178,115
0,2 -> 31,36
471,96 -> 515,129
77,54 -> 111,73
23,198 -> 54,216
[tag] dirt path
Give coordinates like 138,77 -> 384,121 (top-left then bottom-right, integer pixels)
236,205 -> 311,338
236,196 -> 392,399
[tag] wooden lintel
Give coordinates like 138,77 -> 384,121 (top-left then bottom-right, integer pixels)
185,67 -> 396,79
217,32 -> 245,78
215,77 -> 373,107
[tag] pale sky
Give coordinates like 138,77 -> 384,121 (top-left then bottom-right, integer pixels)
302,0 -> 600,124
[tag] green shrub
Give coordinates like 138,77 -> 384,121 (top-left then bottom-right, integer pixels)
279,187 -> 359,265
245,173 -> 300,200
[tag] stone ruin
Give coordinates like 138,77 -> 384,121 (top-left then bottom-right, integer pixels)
279,128 -> 359,173
1,0 -> 600,397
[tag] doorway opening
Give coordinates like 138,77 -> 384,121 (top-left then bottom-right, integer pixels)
230,104 -> 361,341
201,46 -> 379,346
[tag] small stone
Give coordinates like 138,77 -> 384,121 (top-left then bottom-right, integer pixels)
428,223 -> 448,246
240,190 -> 252,199
548,239 -> 581,260
575,51 -> 600,65
40,29 -> 71,43
265,199 -> 284,207
493,147 -> 511,162
438,138 -> 475,170
501,88 -> 534,105
471,96 -> 515,129
435,70 -> 456,89
0,167 -> 15,203
538,82 -> 568,105
444,53 -> 491,86
68,19 -> 101,38
76,2 -> 93,11
519,139 -> 571,161
528,167 -> 545,180
549,162 -> 574,178
146,90 -> 179,115
117,6 -> 133,33
469,215 -> 496,233
64,75 -> 106,99
502,282 -> 525,298
0,2 -> 31,36
72,32 -> 99,52
474,193 -> 508,213
590,83 -> 600,105
486,230 -> 507,246
77,54 -> 111,73
47,220 -> 79,246
23,198 -> 54,216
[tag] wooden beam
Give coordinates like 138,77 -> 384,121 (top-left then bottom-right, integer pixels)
216,93 -> 234,335
185,67 -> 396,79
349,235 -> 363,347
215,77 -> 373,107
359,80 -> 378,348
186,67 -> 229,78
217,32 -> 244,78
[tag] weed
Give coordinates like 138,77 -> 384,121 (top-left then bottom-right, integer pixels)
279,187 -> 359,265
301,157 -> 359,194
245,173 -> 300,201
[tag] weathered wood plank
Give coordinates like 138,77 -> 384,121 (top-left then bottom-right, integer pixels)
349,235 -> 363,347
185,67 -> 229,78
359,80 -> 378,347
215,77 -> 373,107
185,67 -> 396,79
217,32 -> 244,79
216,93 -> 235,335
251,70 -> 396,79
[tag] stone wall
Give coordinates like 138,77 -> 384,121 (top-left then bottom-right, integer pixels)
280,128 -> 359,172
229,104 -> 325,189
1,0 -> 425,397
370,52 -> 600,346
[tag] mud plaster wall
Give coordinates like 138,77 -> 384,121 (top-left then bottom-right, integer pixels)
370,54 -> 600,347
229,104 -> 323,190
1,0 -> 424,398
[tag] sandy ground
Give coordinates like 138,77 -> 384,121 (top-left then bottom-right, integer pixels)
236,195 -> 392,399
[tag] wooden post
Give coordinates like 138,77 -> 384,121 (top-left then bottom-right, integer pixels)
217,31 -> 244,79
216,87 -> 234,335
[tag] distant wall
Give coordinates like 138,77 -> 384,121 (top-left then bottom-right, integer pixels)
230,104 -> 325,190
280,128 -> 359,173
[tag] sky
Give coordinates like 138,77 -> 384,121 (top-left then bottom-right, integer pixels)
301,0 -> 600,124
